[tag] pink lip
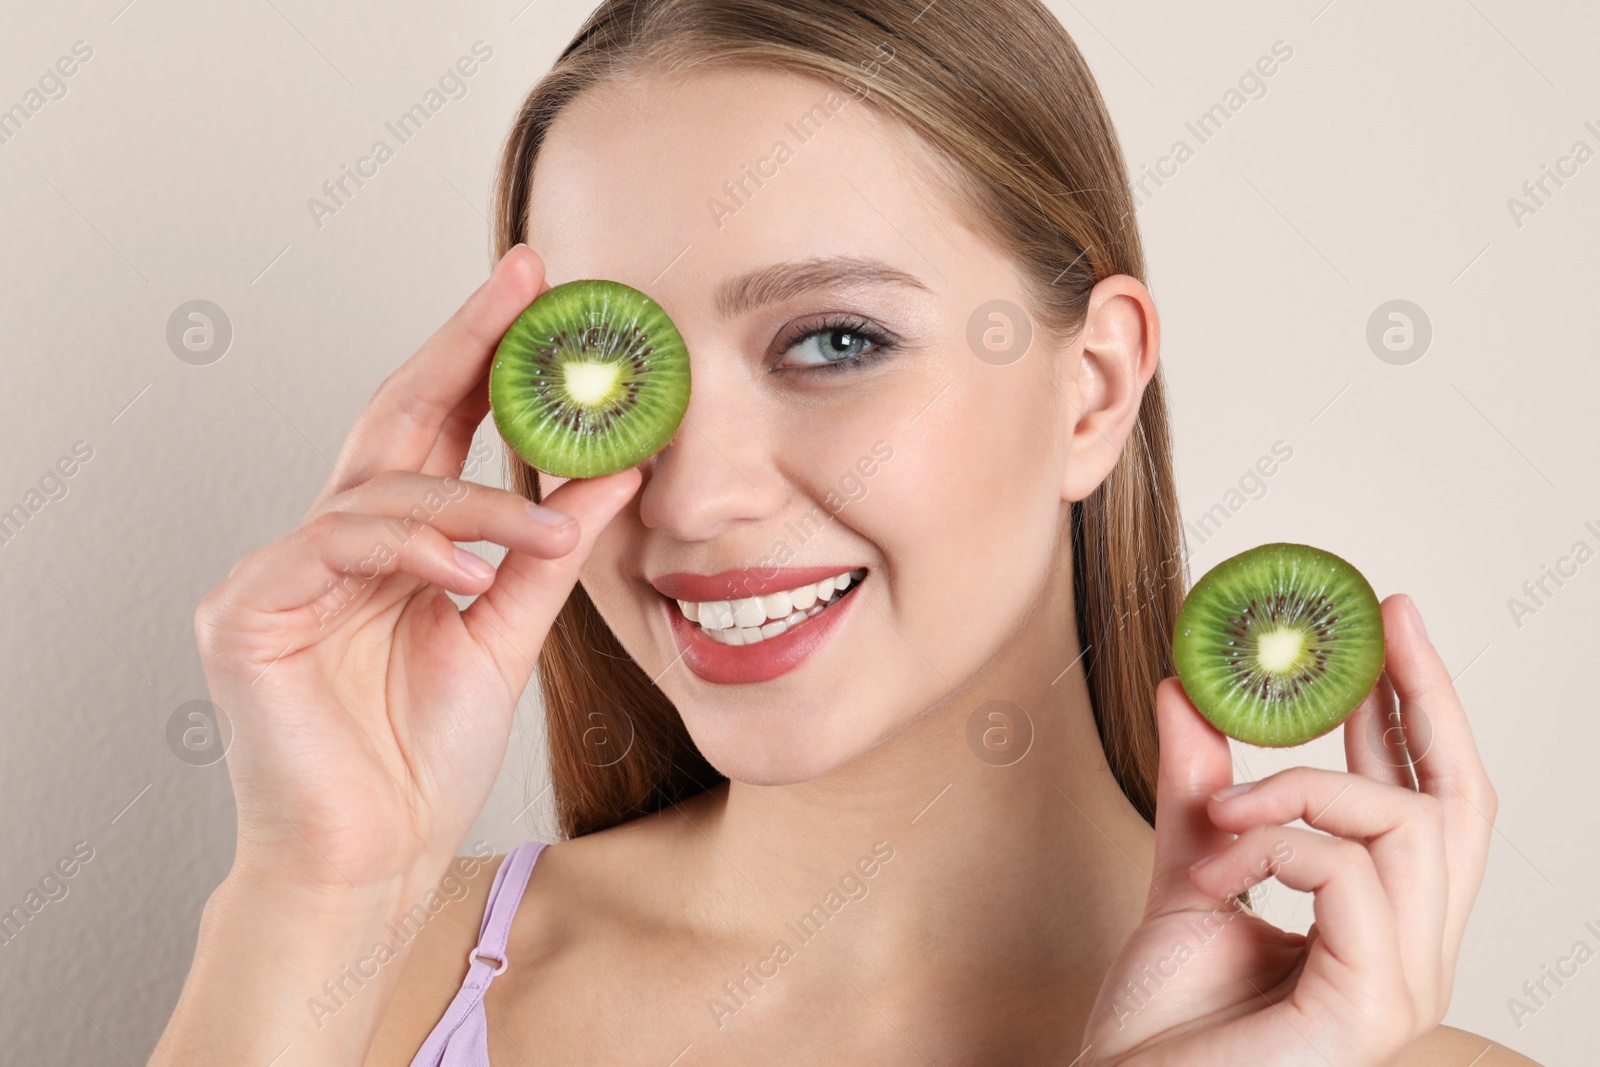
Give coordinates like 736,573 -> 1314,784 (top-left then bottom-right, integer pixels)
661,577 -> 863,685
649,566 -> 863,603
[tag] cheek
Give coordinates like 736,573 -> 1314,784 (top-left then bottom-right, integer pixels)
879,357 -> 1060,544
860,363 -> 1064,664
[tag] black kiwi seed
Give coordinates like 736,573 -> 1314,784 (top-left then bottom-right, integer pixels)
1172,542 -> 1385,747
489,279 -> 691,479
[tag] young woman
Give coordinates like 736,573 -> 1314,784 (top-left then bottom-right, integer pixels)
151,1 -> 1535,1063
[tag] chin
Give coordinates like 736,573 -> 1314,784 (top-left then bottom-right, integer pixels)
681,701 -> 896,787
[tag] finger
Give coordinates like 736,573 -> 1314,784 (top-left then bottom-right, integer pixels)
1146,676 -> 1241,916
418,366 -> 492,481
310,470 -> 579,561
1189,824 -> 1404,989
311,245 -> 546,508
1342,670 -> 1413,789
1207,766 -> 1446,998
462,467 -> 642,687
222,511 -> 496,625
1382,593 -> 1496,987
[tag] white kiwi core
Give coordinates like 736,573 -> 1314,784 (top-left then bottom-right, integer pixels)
1255,627 -> 1307,672
563,360 -> 624,405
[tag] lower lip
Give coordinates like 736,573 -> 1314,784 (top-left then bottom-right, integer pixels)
664,581 -> 862,685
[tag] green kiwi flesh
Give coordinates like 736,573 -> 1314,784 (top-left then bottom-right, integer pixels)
1173,542 -> 1384,747
489,279 -> 690,479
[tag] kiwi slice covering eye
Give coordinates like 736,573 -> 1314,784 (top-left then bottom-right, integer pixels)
489,279 -> 691,479
1173,542 -> 1385,747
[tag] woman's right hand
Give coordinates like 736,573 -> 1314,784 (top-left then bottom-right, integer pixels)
195,244 -> 640,899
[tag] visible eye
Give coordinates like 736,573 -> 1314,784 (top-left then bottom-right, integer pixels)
773,316 -> 898,374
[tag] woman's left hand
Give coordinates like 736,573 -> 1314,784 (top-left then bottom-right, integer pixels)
1081,594 -> 1498,1066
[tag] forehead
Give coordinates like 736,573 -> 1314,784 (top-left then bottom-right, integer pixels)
525,63 -> 966,292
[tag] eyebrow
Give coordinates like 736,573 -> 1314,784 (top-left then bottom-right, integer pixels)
713,255 -> 930,318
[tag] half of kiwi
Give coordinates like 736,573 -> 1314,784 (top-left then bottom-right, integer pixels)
489,279 -> 690,479
1173,542 -> 1385,747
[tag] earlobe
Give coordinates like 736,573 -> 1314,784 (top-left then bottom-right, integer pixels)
1058,274 -> 1160,503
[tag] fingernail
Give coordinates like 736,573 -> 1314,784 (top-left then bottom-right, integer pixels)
528,503 -> 576,528
455,548 -> 495,580
1210,781 -> 1255,802
1408,595 -> 1428,639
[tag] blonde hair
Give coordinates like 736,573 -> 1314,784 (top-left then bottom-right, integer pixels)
490,0 -> 1186,839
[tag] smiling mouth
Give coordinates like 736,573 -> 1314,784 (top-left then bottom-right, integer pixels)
670,568 -> 868,647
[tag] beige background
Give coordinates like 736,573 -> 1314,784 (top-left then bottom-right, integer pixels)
2,0 -> 1595,1061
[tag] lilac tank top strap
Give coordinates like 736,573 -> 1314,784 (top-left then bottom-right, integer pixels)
407,839 -> 548,1067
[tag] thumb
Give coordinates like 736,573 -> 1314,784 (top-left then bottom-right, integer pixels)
462,466 -> 641,685
1145,676 -> 1241,916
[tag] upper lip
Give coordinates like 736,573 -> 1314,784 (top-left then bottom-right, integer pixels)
649,566 -> 865,602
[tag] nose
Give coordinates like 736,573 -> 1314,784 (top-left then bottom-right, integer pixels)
636,367 -> 788,543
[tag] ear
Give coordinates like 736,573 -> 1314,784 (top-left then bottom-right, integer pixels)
1056,274 -> 1160,503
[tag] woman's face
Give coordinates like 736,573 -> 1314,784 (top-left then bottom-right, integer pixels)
527,64 -> 1086,785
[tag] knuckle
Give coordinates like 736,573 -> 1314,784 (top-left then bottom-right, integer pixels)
1336,837 -> 1372,869
1271,765 -> 1324,795
399,521 -> 444,554
433,473 -> 478,504
356,468 -> 410,499
1479,779 -> 1500,822
327,461 -> 412,504
1238,768 -> 1294,802
1254,766 -> 1299,793
323,468 -> 367,501
225,543 -> 261,582
1447,772 -> 1497,823
304,510 -> 349,543
383,375 -> 441,430
371,371 -> 406,413
193,582 -> 233,654
1412,792 -> 1445,831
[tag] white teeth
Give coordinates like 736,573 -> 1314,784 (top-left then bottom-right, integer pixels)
674,568 -> 869,646
703,601 -> 828,645
701,600 -> 735,629
732,597 -> 766,628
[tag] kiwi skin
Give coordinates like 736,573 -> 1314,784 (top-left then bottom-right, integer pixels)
489,279 -> 691,480
1173,542 -> 1385,748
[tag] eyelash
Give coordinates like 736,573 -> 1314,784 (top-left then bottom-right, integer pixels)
772,315 -> 898,375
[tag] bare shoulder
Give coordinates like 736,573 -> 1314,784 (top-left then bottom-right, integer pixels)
362,849 -> 509,1067
363,796 -> 717,1065
1392,1024 -> 1543,1066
